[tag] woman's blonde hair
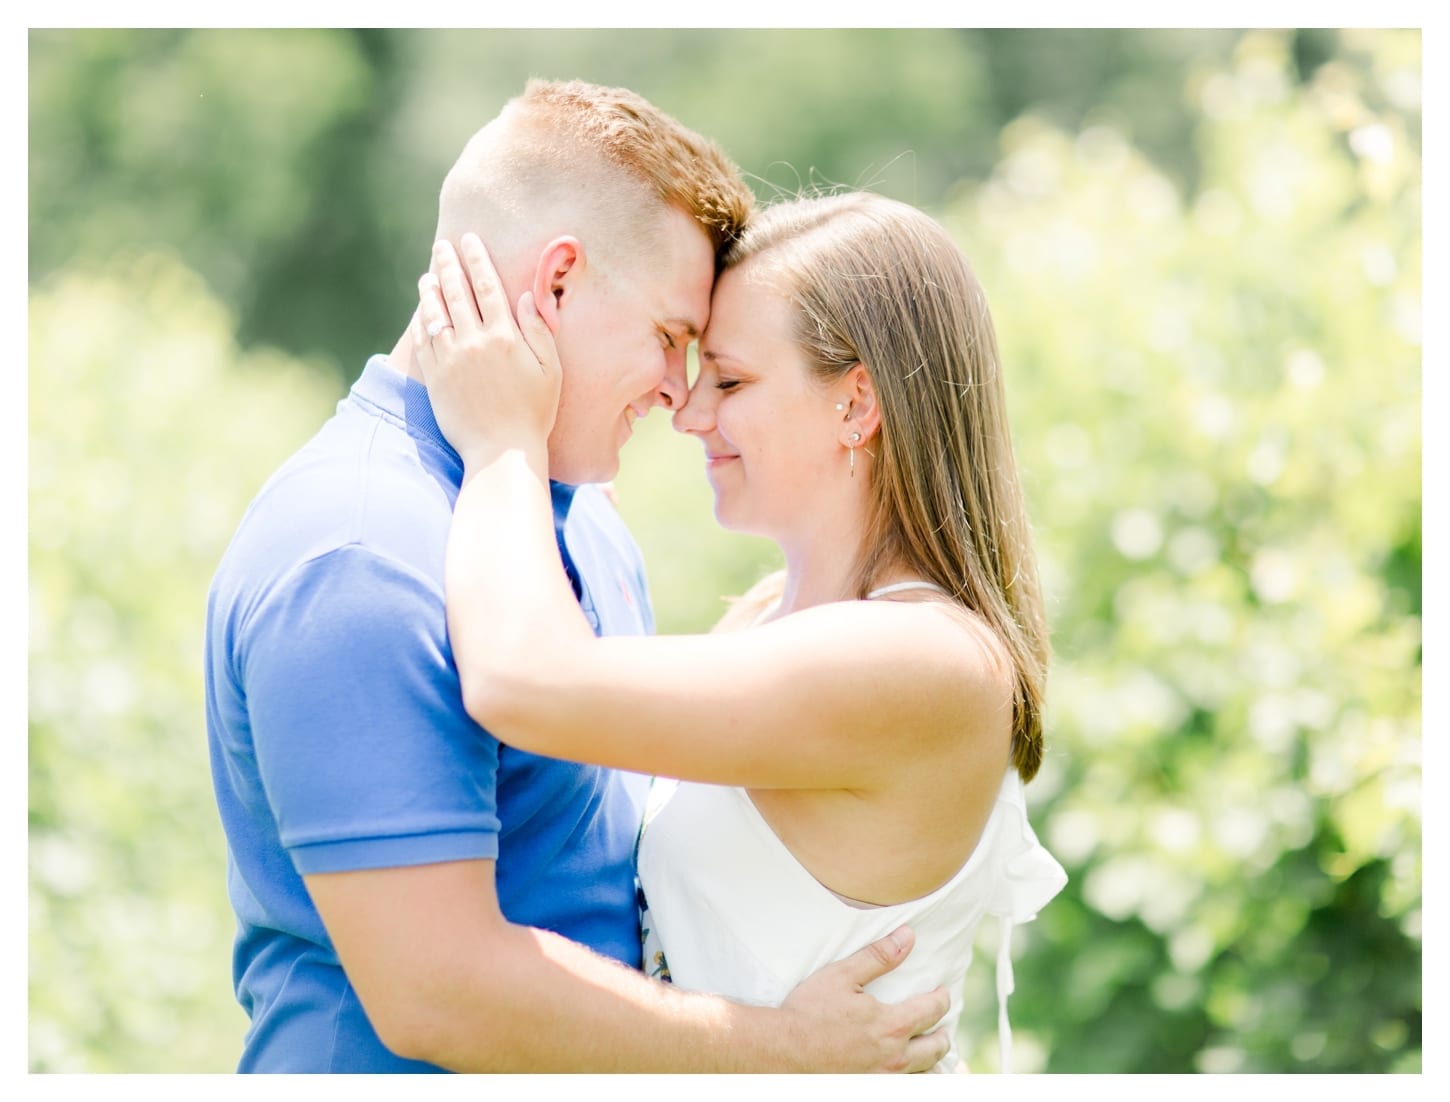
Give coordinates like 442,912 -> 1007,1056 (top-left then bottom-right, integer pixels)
723,193 -> 1050,781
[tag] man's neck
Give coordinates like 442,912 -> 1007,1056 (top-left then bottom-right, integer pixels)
388,327 -> 425,383
388,321 -> 569,477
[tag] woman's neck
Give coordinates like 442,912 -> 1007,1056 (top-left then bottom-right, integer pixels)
770,473 -> 897,617
774,535 -> 917,619
774,549 -> 861,618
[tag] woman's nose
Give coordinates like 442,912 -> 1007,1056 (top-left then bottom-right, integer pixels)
671,381 -> 716,435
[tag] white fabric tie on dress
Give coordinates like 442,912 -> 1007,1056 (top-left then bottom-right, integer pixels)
985,771 -> 1069,1075
996,915 -> 1015,1073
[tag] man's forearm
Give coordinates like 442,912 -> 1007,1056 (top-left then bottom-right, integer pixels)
386,922 -> 798,1072
308,859 -> 944,1073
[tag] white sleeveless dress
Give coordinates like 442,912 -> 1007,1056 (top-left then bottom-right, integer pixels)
637,584 -> 1068,1073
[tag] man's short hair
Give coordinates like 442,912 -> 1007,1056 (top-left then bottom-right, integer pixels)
514,79 -> 753,267
438,79 -> 754,271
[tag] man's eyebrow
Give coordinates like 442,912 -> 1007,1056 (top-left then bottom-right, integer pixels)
663,317 -> 700,339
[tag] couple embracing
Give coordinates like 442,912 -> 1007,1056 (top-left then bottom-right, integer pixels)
204,78 -> 1066,1074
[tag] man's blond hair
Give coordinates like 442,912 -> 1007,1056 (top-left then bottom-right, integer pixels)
437,79 -> 753,271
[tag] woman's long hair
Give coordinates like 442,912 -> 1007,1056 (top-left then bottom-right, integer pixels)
722,193 -> 1050,780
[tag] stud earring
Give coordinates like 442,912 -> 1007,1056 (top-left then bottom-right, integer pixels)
835,402 -> 847,411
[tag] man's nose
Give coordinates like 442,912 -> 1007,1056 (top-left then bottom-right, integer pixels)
654,347 -> 690,412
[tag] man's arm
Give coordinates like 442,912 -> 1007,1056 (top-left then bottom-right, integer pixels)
244,547 -> 946,1071
305,858 -> 950,1072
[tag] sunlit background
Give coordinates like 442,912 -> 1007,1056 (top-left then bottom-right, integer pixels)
28,28 -> 1421,1072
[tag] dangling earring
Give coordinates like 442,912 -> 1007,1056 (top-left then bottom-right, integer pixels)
849,431 -> 862,477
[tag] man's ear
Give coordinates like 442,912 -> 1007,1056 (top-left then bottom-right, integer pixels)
841,363 -> 883,443
529,236 -> 585,334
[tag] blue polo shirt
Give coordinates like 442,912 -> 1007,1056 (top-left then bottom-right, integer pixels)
205,355 -> 653,1072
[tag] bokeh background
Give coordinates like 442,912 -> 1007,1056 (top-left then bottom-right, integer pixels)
28,28 -> 1421,1073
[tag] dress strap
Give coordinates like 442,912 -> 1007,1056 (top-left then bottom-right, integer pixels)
865,580 -> 950,599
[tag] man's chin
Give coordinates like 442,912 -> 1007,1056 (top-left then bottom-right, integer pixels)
551,453 -> 621,487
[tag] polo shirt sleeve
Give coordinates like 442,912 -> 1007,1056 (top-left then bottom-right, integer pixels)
240,542 -> 501,875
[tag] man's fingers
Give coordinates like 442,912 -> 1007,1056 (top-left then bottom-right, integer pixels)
894,983 -> 951,1038
458,233 -> 508,327
833,925 -> 914,989
899,1026 -> 952,1074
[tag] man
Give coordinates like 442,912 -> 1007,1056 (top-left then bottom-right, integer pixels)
204,79 -> 949,1073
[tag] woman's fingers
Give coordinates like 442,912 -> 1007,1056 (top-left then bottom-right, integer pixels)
516,292 -> 562,379
431,239 -> 482,337
409,238 -> 560,461
416,270 -> 454,353
457,233 -> 509,332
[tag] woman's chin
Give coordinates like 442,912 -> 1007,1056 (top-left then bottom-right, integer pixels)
709,492 -> 739,530
709,496 -> 766,538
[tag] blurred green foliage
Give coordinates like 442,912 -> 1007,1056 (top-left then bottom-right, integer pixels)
29,28 -> 1419,1073
29,257 -> 341,1069
29,28 -> 1255,384
942,31 -> 1422,1072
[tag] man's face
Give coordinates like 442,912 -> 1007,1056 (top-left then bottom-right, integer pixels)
546,207 -> 716,484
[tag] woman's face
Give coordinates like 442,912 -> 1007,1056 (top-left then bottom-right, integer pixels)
673,265 -> 846,537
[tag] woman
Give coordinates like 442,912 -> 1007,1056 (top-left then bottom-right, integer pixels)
414,192 -> 1066,1073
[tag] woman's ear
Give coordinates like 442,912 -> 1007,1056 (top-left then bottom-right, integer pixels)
529,236 -> 585,334
842,363 -> 882,442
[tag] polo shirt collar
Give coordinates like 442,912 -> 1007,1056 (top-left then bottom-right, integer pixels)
354,355 -> 580,520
